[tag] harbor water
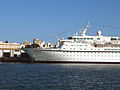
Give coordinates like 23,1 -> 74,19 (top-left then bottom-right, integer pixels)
0,63 -> 120,90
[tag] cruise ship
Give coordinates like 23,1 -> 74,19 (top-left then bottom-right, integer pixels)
24,23 -> 120,63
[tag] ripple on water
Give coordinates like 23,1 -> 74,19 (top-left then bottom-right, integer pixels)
0,63 -> 120,90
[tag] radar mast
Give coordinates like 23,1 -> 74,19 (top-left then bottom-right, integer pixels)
80,22 -> 90,36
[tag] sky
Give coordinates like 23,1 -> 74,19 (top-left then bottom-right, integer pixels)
0,0 -> 120,44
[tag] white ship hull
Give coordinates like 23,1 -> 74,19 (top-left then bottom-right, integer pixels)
24,48 -> 120,63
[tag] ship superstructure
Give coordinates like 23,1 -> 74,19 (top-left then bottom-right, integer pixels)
24,23 -> 120,63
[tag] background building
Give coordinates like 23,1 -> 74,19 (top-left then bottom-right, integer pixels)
33,39 -> 44,47
0,41 -> 25,58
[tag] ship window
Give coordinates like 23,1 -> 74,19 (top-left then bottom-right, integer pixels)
97,38 -> 100,40
73,38 -> 77,40
111,38 -> 117,40
91,38 -> 93,40
118,38 -> 120,40
68,37 -> 72,39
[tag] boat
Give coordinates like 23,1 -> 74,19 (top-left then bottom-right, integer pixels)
23,23 -> 120,63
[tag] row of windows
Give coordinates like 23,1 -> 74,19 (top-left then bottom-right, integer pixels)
48,51 -> 120,54
66,58 -> 120,60
63,48 -> 88,50
73,38 -> 101,40
55,54 -> 120,56
0,46 -> 20,48
75,38 -> 93,40
104,49 -> 120,50
62,48 -> 101,51
66,45 -> 88,46
111,38 -> 120,41
46,55 -> 120,60
68,37 -> 101,40
69,37 -> 120,41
